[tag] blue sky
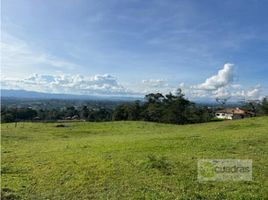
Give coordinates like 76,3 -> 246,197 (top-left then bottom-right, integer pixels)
1,0 -> 268,100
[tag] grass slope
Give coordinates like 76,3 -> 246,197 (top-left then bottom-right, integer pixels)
1,117 -> 268,199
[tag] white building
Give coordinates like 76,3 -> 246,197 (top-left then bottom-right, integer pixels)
215,108 -> 254,120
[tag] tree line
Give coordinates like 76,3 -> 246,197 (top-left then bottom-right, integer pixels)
1,106 -> 113,123
112,89 -> 213,124
1,89 -> 268,124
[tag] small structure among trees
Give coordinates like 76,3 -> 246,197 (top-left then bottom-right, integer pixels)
215,107 -> 255,120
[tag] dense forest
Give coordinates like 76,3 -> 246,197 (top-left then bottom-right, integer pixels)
1,89 -> 268,124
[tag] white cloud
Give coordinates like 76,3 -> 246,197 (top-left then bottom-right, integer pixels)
141,79 -> 176,94
189,89 -> 209,98
179,82 -> 185,88
1,74 -> 135,96
246,85 -> 261,99
142,79 -> 167,87
212,88 -> 231,99
186,63 -> 264,101
1,33 -> 80,77
230,84 -> 241,89
228,85 -> 262,100
183,84 -> 263,101
193,63 -> 234,90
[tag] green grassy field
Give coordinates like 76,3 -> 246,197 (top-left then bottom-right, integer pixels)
1,117 -> 268,199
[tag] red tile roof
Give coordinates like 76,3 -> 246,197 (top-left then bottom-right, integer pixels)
216,108 -> 247,114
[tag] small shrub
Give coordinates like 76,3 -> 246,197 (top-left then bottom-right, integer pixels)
56,124 -> 67,128
1,188 -> 20,200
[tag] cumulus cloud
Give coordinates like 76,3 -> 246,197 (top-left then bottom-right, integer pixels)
183,84 -> 263,101
193,63 -> 234,90
228,85 -> 262,100
1,74 -> 135,96
180,63 -> 266,101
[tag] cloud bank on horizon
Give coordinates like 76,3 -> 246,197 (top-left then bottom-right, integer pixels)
1,74 -> 131,96
1,63 -> 264,101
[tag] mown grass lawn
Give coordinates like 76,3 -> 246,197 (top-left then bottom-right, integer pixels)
1,117 -> 268,199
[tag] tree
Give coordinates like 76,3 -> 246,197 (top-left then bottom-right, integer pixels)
89,108 -> 112,121
112,101 -> 142,121
65,106 -> 78,117
80,106 -> 89,119
260,97 -> 268,114
112,104 -> 129,121
1,113 -> 15,123
145,93 -> 165,104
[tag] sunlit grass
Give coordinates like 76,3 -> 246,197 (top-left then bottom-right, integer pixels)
1,117 -> 268,199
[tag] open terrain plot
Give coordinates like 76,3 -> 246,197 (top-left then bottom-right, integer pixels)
1,117 -> 268,199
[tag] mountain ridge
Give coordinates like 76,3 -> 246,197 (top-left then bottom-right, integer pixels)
1,89 -> 141,101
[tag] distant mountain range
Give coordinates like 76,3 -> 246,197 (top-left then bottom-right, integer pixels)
1,89 -> 241,106
1,89 -> 141,101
